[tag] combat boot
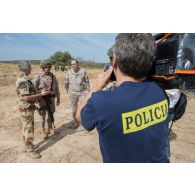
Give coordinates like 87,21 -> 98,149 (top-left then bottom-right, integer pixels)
70,119 -> 79,129
25,144 -> 41,159
48,128 -> 55,135
40,128 -> 48,140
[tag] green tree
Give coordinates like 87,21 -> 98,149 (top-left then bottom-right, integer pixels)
49,51 -> 72,67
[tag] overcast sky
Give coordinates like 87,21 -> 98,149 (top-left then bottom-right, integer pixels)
0,33 -> 117,63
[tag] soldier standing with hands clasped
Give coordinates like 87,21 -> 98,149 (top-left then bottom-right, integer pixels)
64,59 -> 90,128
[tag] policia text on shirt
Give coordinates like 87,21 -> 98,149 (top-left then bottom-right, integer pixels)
122,99 -> 168,134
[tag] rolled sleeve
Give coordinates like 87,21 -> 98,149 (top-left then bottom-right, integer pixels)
80,97 -> 97,131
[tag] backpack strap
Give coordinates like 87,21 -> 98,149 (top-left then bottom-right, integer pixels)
50,72 -> 54,91
27,80 -> 36,93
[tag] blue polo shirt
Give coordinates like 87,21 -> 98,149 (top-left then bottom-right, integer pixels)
81,81 -> 169,163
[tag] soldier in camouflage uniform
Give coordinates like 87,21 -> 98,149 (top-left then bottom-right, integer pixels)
104,81 -> 117,90
16,61 -> 50,159
33,60 -> 60,139
64,59 -> 90,128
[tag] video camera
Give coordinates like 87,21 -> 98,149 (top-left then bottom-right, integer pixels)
104,33 -> 195,89
151,33 -> 195,89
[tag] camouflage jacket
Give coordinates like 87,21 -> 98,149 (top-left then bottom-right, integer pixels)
104,81 -> 117,90
64,68 -> 90,94
32,72 -> 60,99
16,73 -> 36,110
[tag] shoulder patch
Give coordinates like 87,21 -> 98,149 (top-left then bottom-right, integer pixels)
18,81 -> 30,95
19,81 -> 28,88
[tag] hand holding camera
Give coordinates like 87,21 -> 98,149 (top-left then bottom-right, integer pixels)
103,63 -> 116,81
92,66 -> 114,92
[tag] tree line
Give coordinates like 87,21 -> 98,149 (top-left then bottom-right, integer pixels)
0,51 -> 105,69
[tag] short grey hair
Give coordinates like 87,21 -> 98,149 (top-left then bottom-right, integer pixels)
18,61 -> 31,72
71,58 -> 79,64
113,33 -> 156,79
107,45 -> 114,58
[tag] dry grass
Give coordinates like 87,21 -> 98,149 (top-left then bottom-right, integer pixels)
0,63 -> 102,162
0,63 -> 102,87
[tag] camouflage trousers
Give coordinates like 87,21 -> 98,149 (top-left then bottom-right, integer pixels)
19,108 -> 35,152
38,108 -> 54,130
38,96 -> 55,130
69,93 -> 85,120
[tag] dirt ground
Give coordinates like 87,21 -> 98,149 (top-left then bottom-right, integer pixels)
0,63 -> 195,163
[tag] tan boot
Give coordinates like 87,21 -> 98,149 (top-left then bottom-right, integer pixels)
74,119 -> 79,128
40,128 -> 48,140
70,120 -> 79,129
48,128 -> 56,135
25,143 -> 41,159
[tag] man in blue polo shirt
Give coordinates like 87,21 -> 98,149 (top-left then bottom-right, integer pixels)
76,33 -> 169,163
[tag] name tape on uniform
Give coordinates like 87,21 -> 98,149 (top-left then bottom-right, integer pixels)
122,99 -> 168,134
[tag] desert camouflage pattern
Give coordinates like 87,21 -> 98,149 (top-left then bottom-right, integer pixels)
16,73 -> 36,110
33,72 -> 60,99
64,68 -> 90,95
32,72 -> 60,130
38,96 -> 55,130
16,73 -> 36,152
70,93 -> 85,120
104,81 -> 117,90
64,68 -> 90,120
20,109 -> 35,152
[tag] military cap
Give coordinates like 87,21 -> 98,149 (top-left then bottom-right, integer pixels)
40,60 -> 52,68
